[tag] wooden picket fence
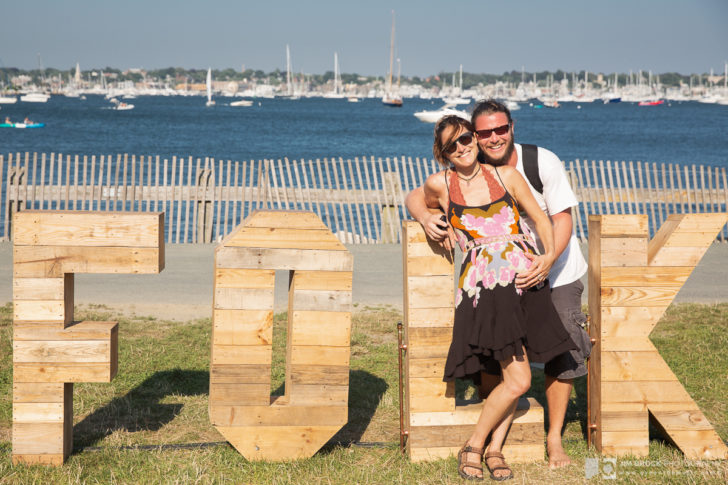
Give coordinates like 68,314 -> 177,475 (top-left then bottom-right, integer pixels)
1,152 -> 726,244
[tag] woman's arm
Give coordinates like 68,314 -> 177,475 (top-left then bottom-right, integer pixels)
498,166 -> 556,287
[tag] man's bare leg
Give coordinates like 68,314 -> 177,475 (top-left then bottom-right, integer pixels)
545,375 -> 573,469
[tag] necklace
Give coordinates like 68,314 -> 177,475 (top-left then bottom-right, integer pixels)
456,164 -> 481,185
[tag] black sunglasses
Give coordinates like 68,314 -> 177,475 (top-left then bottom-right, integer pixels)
444,132 -> 475,154
475,123 -> 511,139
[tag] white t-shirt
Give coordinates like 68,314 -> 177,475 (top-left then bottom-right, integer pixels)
513,144 -> 587,288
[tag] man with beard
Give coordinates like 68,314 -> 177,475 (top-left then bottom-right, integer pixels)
405,98 -> 590,470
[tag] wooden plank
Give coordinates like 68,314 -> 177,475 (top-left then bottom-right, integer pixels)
289,311 -> 351,346
409,443 -> 542,463
408,377 -> 453,413
213,287 -> 275,311
406,307 -> 453,328
289,345 -> 350,366
13,300 -> 64,323
600,266 -> 693,287
13,321 -> 116,341
216,247 -> 353,272
210,404 -> 347,427
600,286 -> 679,307
289,364 -> 349,385
653,429 -> 728,459
599,237 -> 647,267
408,421 -> 542,448
595,214 -> 648,237
13,340 -> 112,363
406,256 -> 454,277
601,381 -> 695,404
13,211 -> 164,247
215,268 -> 275,289
407,327 -> 452,346
14,246 -> 163,278
649,410 -> 716,431
600,337 -> 656,352
13,363 -> 115,383
210,364 -> 271,384
13,403 -> 64,423
212,309 -> 273,346
242,210 -> 333,231
600,410 -> 648,432
406,275 -> 454,308
600,307 -> 666,337
600,431 -> 649,456
209,383 -> 270,405
212,345 -> 272,365
407,358 -> 447,378
289,270 -> 352,292
215,424 -> 341,460
601,351 -> 677,381
12,422 -> 64,454
290,289 -> 352,312
409,397 -> 542,426
287,383 -> 348,405
13,383 -> 65,403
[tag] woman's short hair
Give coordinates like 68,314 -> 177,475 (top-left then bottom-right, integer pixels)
433,115 -> 474,166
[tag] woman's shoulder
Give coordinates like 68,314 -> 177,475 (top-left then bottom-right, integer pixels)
424,168 -> 449,189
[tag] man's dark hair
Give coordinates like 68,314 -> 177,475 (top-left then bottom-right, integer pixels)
470,98 -> 512,126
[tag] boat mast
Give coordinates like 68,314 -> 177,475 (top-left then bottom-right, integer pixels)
286,45 -> 292,96
387,10 -> 395,93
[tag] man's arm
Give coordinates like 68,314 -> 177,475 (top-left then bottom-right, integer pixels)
404,180 -> 455,250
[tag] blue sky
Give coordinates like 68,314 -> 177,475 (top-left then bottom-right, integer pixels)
1,0 -> 726,76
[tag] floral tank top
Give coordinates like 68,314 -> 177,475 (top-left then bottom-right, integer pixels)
446,166 -> 539,308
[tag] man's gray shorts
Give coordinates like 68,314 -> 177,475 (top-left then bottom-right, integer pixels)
482,279 -> 591,380
543,279 -> 591,380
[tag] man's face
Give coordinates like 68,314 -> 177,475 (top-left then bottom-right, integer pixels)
474,112 -> 514,166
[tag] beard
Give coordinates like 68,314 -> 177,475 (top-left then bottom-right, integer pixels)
477,137 -> 515,166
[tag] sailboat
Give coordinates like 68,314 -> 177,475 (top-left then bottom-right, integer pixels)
205,68 -> 215,106
324,52 -> 346,98
382,10 -> 403,107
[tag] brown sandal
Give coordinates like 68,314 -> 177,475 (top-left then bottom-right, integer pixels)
484,451 -> 513,481
458,442 -> 485,480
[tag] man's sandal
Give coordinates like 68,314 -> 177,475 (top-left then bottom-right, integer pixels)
484,451 -> 513,481
457,442 -> 485,480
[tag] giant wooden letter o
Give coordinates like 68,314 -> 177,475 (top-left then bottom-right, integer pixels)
209,211 -> 353,460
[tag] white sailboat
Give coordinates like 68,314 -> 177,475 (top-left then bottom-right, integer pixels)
324,52 -> 346,98
382,10 -> 403,107
205,68 -> 215,106
280,45 -> 300,99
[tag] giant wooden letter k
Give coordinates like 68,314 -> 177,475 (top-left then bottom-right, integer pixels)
588,213 -> 728,459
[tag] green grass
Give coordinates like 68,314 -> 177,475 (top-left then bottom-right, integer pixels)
0,302 -> 726,484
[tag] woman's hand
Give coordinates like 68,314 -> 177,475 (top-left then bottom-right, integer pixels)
515,252 -> 555,289
421,211 -> 455,251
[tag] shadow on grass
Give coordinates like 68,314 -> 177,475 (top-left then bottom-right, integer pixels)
325,370 -> 389,449
73,369 -> 209,451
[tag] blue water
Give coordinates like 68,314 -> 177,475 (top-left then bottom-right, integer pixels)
1,95 -> 727,167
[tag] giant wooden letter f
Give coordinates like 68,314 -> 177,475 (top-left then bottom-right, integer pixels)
588,213 -> 728,459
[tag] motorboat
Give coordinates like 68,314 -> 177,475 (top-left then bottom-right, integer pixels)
115,102 -> 134,110
20,92 -> 50,103
230,99 -> 253,107
638,100 -> 664,106
414,104 -> 468,123
1,121 -> 45,128
0,96 -> 18,104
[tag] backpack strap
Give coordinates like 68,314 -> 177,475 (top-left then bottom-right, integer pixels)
521,144 -> 543,194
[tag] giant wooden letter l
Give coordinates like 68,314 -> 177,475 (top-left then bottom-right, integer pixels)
588,213 -> 728,459
12,210 -> 164,466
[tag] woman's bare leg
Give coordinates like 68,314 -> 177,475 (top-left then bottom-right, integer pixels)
461,350 -> 531,478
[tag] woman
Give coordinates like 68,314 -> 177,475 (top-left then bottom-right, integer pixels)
405,115 -> 575,480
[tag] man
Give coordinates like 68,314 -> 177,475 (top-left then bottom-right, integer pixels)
404,99 -> 590,469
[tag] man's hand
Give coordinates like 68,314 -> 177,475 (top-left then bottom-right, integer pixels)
515,252 -> 554,289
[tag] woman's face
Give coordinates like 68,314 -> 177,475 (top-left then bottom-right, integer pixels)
441,124 -> 478,169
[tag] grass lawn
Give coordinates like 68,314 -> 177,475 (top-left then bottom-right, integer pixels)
0,302 -> 726,484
